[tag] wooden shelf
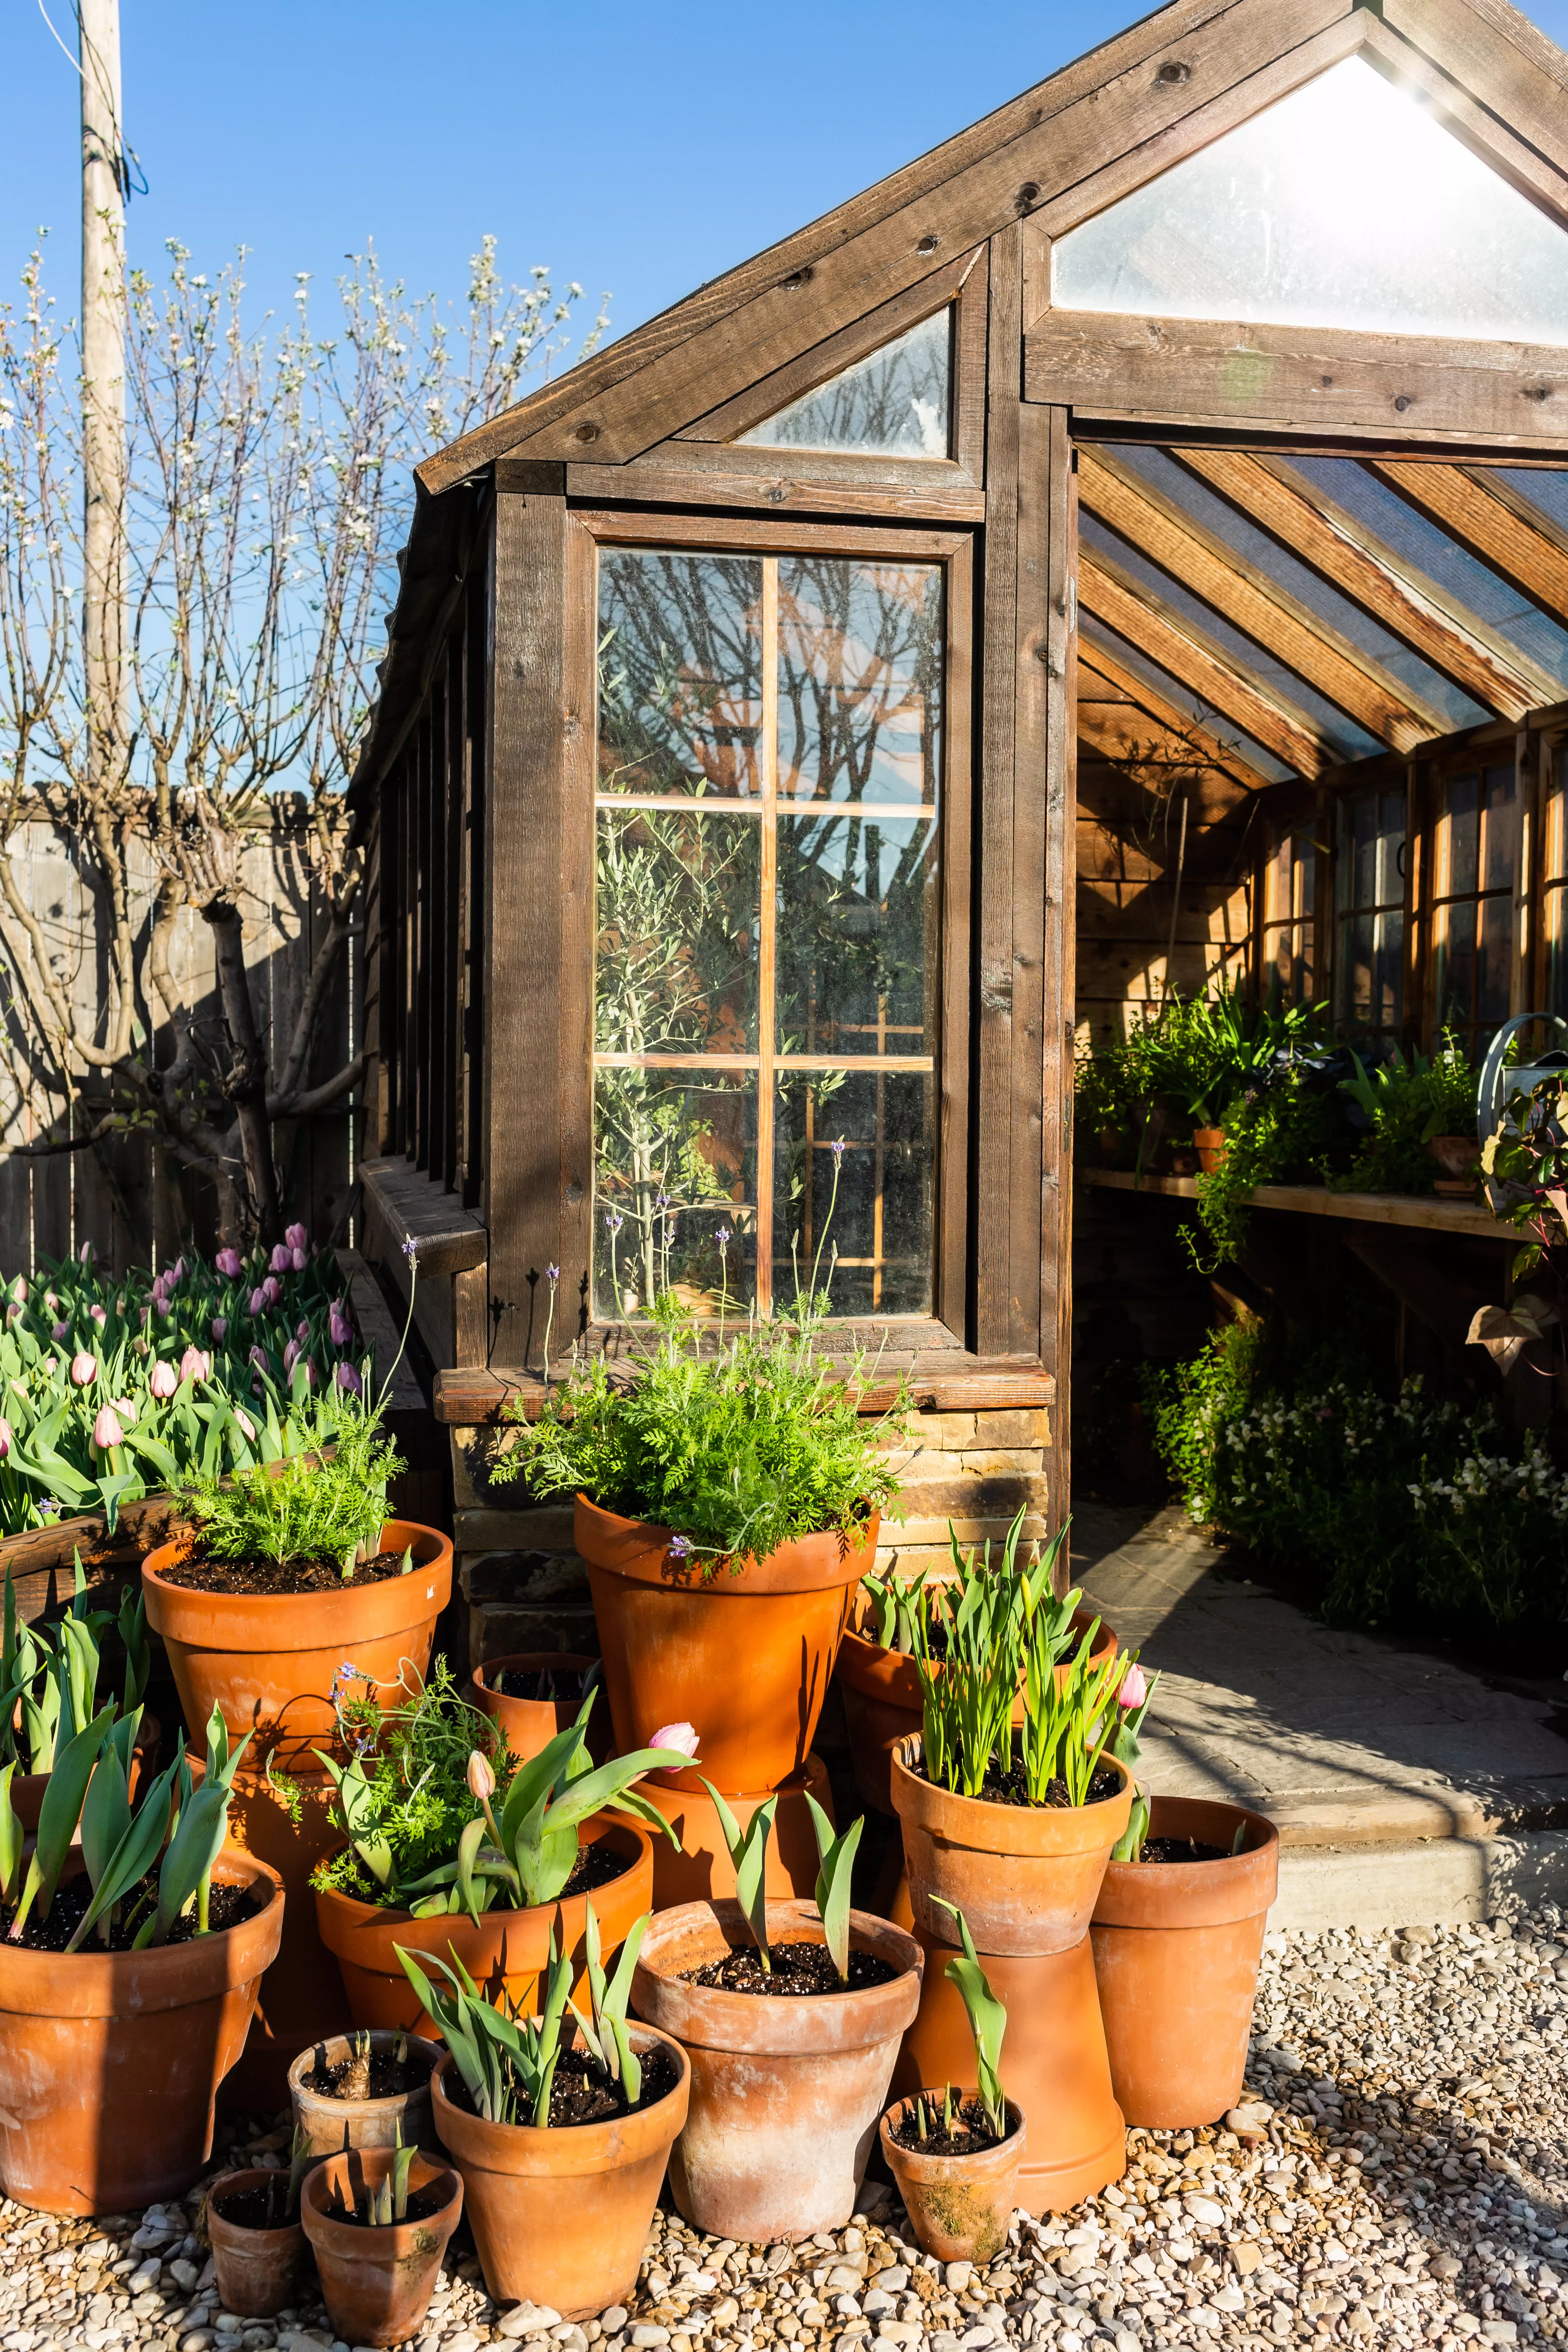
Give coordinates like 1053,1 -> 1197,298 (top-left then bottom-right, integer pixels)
434,1352 -> 1055,1427
1081,1167 -> 1513,1238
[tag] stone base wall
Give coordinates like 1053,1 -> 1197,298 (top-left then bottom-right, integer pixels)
449,1403 -> 1050,1670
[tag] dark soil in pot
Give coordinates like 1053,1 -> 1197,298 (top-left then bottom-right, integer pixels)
300,2044 -> 432,2101
156,1549 -> 415,1596
320,2181 -> 453,2226
327,1837 -> 630,1910
1139,1835 -> 1231,1864
209,2176 -> 301,2230
913,1753 -> 1124,1812
682,1940 -> 899,1996
886,2096 -> 1006,2158
444,2040 -> 682,2128
2,1871 -> 265,1952
492,1661 -> 597,1701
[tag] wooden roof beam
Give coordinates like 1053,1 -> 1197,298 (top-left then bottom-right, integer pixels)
1364,460 -> 1568,633
1078,550 -> 1337,777
1077,643 -> 1271,800
1173,449 -> 1561,722
1079,449 -> 1447,754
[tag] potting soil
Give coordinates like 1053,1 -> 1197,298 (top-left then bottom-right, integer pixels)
683,1939 -> 899,1996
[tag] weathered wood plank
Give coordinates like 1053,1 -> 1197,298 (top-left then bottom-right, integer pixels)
434,1354 -> 1056,1426
1081,1167 -> 1512,1236
1368,460 -> 1568,630
358,1155 -> 487,1275
565,459 -> 985,524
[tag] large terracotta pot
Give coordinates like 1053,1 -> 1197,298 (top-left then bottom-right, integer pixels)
1090,1796 -> 1279,2130
891,1735 -> 1131,1954
141,1518 -> 454,1763
220,1754 -> 355,2111
301,2146 -> 462,2349
575,1494 -> 877,1793
431,2029 -> 690,2317
205,2167 -> 310,2317
631,1897 -> 921,2242
315,1816 -> 654,2034
879,2095 -> 1026,2263
13,1716 -> 162,1835
837,1608 -> 1117,1815
892,1929 -> 1124,2214
0,1851 -> 283,2215
289,2029 -> 441,2156
633,1754 -> 833,1908
465,1651 -> 609,1766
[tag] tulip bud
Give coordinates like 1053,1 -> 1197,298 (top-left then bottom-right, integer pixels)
149,1360 -> 178,1400
4,1304 -> 20,1328
180,1345 -> 212,1385
261,1277 -> 282,1310
216,1248 -> 243,1279
1117,1662 -> 1148,1712
112,1397 -> 137,1425
466,1750 -> 496,1803
269,1243 -> 291,1275
91,1403 -> 124,1451
79,1239 -> 94,1266
89,1303 -> 106,1328
329,1300 -> 353,1350
42,1291 -> 57,1314
249,1346 -> 269,1375
211,1316 -> 227,1343
651,1721 -> 701,1762
297,1318 -> 311,1343
300,1358 -> 318,1388
9,1277 -> 25,1304
234,1408 -> 256,1443
285,1222 -> 309,1253
51,1321 -> 68,1343
292,1247 -> 307,1272
283,1339 -> 302,1377
335,1361 -> 363,1397
70,1351 -> 97,1387
0,1418 -> 12,1459
249,1286 -> 268,1317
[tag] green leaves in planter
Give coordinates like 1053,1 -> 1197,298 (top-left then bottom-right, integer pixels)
934,1900 -> 1009,2140
572,1899 -> 648,2105
397,1927 -> 575,2128
805,1793 -> 862,1985
701,1782 -> 777,1973
7,1701 -> 116,1939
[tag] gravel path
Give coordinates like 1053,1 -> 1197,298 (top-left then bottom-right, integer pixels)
3,1912 -> 1565,2352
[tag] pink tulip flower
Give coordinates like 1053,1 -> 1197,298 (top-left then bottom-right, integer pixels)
334,1361 -> 362,1397
51,1321 -> 68,1343
216,1249 -> 243,1280
329,1300 -> 353,1350
112,1397 -> 137,1425
91,1403 -> 124,1451
9,1278 -> 25,1304
285,1222 -> 309,1254
89,1303 -> 106,1328
211,1316 -> 227,1343
1117,1663 -> 1148,1711
297,1318 -> 311,1343
4,1305 -> 20,1329
79,1239 -> 95,1266
249,1286 -> 268,1316
649,1722 -> 701,1780
467,1750 -> 495,1803
233,1408 -> 256,1443
249,1346 -> 269,1376
0,1419 -> 12,1459
70,1351 -> 97,1387
180,1346 -> 211,1385
42,1291 -> 57,1314
40,1357 -> 55,1377
261,1277 -> 282,1311
292,1247 -> 307,1272
283,1339 -> 302,1377
148,1360 -> 178,1400
268,1243 -> 291,1275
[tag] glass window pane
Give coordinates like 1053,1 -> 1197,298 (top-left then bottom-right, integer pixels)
1052,57 -> 1568,345
1547,884 -> 1568,1019
1435,899 -> 1477,1037
594,1069 -> 758,1319
1438,775 -> 1479,899
1477,891 -> 1514,1030
597,551 -> 763,799
739,311 -> 952,460
774,1072 -> 934,1317
777,812 -> 937,1057
778,559 -> 943,807
595,809 -> 760,1055
1481,761 -> 1518,893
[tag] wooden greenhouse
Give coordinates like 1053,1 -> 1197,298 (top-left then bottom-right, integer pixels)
348,0 -> 1568,1642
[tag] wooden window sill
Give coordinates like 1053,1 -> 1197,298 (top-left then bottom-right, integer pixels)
433,1350 -> 1054,1426
358,1156 -> 487,1277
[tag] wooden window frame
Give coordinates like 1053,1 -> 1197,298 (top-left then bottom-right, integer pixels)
1331,777 -> 1409,1042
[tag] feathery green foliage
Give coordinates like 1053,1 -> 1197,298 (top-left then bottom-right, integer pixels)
171,1403 -> 404,1574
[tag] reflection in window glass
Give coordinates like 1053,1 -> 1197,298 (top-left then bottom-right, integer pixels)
593,1069 -> 758,1319
1261,820 -> 1314,1005
777,813 -> 938,1058
775,1072 -> 935,1317
740,311 -> 952,460
1052,57 -> 1568,345
1335,788 -> 1405,1040
778,559 -> 943,806
1431,762 -> 1516,1056
595,810 -> 759,1056
597,551 -> 763,797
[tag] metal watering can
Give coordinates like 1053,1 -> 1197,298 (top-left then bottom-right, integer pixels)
1477,1012 -> 1568,1142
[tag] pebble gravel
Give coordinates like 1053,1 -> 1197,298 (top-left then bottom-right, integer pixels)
3,1911 -> 1565,2352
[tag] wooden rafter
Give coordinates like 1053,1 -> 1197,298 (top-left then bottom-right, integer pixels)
1079,450 -> 1447,754
1078,548 -> 1336,777
1366,460 -> 1568,631
1174,450 -> 1562,721
1077,643 -> 1269,801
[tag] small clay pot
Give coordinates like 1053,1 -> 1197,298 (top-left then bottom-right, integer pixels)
575,1493 -> 877,1793
890,1736 -> 1132,1955
430,2027 -> 690,2316
465,1652 -> 609,1766
204,2167 -> 310,2318
633,1754 -> 833,1907
879,2096 -> 1026,2263
289,2029 -> 440,2156
1192,1127 -> 1227,1174
300,2146 -> 463,2348
1425,1134 -> 1477,1196
631,1897 -> 922,2242
1090,1796 -> 1280,2130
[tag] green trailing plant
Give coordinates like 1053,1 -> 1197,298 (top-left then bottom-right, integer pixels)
932,1900 -> 1009,2140
171,1399 -> 406,1575
1331,1038 -> 1478,1196
1185,1073 -> 1339,1273
804,1792 -> 863,1984
396,1921 -> 578,2128
702,1783 -> 778,1972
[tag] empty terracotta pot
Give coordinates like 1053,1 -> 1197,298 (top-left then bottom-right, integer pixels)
1090,1795 -> 1279,2130
575,1494 -> 877,1793
879,2096 -> 1026,2263
0,1851 -> 284,2215
300,2146 -> 462,2349
316,1816 -> 654,2034
892,1929 -> 1124,2215
13,1716 -> 162,1834
891,1736 -> 1131,1954
289,2029 -> 441,2156
1192,1128 -> 1227,1174
430,2027 -> 689,2316
631,1897 -> 921,2242
204,2167 -> 310,2317
465,1652 -> 609,1766
633,1754 -> 833,1907
141,1518 -> 454,1764
220,1754 -> 355,2111
837,1608 -> 1117,1815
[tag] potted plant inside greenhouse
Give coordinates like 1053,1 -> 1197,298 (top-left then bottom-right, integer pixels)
403,1896 -> 690,2317
300,2131 -> 463,2349
0,1696 -> 282,2214
203,2124 -> 316,2318
631,1791 -> 922,2242
880,1904 -> 1025,2263
311,1673 -> 696,2028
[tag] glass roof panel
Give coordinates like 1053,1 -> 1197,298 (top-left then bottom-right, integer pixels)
739,309 -> 951,459
1053,57 -> 1568,345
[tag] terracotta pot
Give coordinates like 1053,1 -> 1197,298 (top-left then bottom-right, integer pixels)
631,1897 -> 921,2242
878,2096 -> 1026,2263
575,1494 -> 877,1793
1192,1127 -> 1227,1174
633,1754 -> 833,1907
316,1816 -> 654,2034
837,1608 -> 1117,1816
13,1716 -> 162,1835
893,1929 -> 1124,2214
204,2167 -> 311,2317
289,2029 -> 441,2156
220,1755 -> 356,2111
300,2145 -> 462,2348
1090,1796 -> 1280,2130
0,1851 -> 283,2215
465,1651 -> 609,1766
891,1736 -> 1130,1954
430,2028 -> 690,2316
1426,1134 -> 1477,1196
141,1518 -> 454,1763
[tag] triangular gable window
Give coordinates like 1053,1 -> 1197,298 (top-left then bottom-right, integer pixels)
739,309 -> 951,458
1052,57 -> 1568,346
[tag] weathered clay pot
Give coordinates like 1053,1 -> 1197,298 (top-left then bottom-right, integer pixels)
13,1716 -> 162,1834
300,2146 -> 462,2349
891,1735 -> 1131,1954
289,2029 -> 441,2156
631,1897 -> 921,2241
1192,1127 -> 1227,1174
837,1608 -> 1117,1816
204,2167 -> 310,2317
1090,1795 -> 1279,2130
316,1816 -> 654,2034
575,1494 -> 877,1793
220,1754 -> 356,2111
465,1651 -> 609,1766
141,1518 -> 454,1763
430,2028 -> 689,2316
1426,1134 -> 1477,1196
892,1929 -> 1124,2214
0,1851 -> 284,2215
633,1754 -> 833,1908
878,2096 -> 1026,2263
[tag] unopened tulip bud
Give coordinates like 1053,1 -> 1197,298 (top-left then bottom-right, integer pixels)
51,1321 -> 68,1343
70,1351 -> 97,1387
249,1286 -> 268,1317
285,1222 -> 309,1253
329,1300 -> 353,1350
292,1247 -> 307,1272
283,1339 -> 301,1377
335,1361 -> 363,1397
1117,1663 -> 1148,1711
466,1750 -> 495,1803
650,1722 -> 701,1779
0,1418 -> 12,1458
149,1360 -> 178,1400
261,1277 -> 281,1310
216,1248 -> 243,1279
89,1303 -> 106,1328
234,1408 -> 256,1443
269,1243 -> 292,1275
180,1346 -> 211,1385
91,1403 -> 124,1451
211,1316 -> 227,1343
